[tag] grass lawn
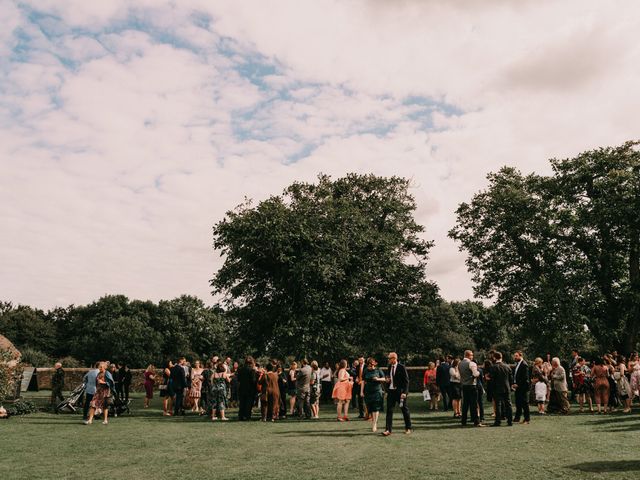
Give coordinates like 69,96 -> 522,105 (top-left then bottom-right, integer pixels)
1,393 -> 639,480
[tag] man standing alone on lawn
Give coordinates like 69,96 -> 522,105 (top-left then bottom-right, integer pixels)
382,352 -> 412,436
51,362 -> 65,412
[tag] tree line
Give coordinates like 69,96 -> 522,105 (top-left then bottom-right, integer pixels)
2,142 -> 638,366
0,295 -> 534,368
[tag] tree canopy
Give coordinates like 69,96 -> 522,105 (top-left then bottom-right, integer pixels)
212,173 -> 471,359
450,142 -> 640,354
0,295 -> 227,368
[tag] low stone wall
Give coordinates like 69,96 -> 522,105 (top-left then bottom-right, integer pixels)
35,366 -> 430,393
35,368 -> 163,392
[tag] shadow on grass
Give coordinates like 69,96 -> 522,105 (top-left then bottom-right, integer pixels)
568,461 -> 640,473
587,415 -> 640,425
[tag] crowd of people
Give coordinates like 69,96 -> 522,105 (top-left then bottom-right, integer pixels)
422,349 -> 640,427
53,348 -> 640,433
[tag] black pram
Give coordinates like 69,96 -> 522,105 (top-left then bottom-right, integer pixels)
108,395 -> 131,417
56,383 -> 86,413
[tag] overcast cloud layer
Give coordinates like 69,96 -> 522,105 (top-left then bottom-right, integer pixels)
2,0 -> 639,309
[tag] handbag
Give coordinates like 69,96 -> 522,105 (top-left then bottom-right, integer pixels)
159,384 -> 167,391
422,388 -> 431,401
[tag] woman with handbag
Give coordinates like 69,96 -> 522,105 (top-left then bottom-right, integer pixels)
423,362 -> 439,411
160,360 -> 173,416
84,362 -> 116,425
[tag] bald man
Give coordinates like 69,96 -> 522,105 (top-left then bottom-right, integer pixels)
51,362 -> 65,412
382,352 -> 412,436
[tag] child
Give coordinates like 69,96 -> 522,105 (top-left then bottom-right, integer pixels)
535,379 -> 548,414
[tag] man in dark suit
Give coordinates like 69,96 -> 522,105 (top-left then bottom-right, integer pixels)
488,351 -> 513,426
237,356 -> 258,421
382,352 -> 412,436
436,356 -> 451,411
353,356 -> 366,418
170,357 -> 188,416
512,351 -> 530,424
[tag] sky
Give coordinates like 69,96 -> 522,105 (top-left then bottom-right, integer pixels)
1,0 -> 639,310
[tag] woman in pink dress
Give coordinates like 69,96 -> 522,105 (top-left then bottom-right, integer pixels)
332,359 -> 353,421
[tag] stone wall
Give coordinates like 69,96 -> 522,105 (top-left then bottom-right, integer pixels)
35,368 -> 163,392
35,366 -> 431,393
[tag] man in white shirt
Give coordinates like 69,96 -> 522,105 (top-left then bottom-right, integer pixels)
319,362 -> 333,404
459,350 -> 484,427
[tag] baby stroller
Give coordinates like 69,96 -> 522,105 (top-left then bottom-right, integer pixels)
57,384 -> 86,413
108,395 -> 131,417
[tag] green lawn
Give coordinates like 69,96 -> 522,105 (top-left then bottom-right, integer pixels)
1,393 -> 639,480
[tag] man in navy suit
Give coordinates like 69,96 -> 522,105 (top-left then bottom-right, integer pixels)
436,356 -> 452,411
382,352 -> 412,436
512,351 -> 531,424
170,357 -> 188,416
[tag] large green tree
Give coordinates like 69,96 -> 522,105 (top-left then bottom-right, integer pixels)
450,142 -> 640,354
212,173 -> 469,359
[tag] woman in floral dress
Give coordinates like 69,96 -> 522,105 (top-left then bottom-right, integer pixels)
189,360 -> 204,413
209,362 -> 231,421
85,362 -> 115,425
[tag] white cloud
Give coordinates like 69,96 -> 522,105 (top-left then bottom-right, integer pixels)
1,0 -> 639,309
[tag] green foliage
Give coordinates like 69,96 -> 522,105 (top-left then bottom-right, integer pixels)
1,295 -> 228,368
56,356 -> 83,368
0,303 -> 56,353
0,350 -> 17,403
5,399 -> 37,416
449,301 -> 503,352
450,141 -> 640,354
19,348 -> 52,367
155,296 -> 228,361
212,173 -> 471,358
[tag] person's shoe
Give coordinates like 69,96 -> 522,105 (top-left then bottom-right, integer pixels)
102,420 -> 108,425
381,431 -> 391,436
507,423 -> 513,426
337,417 -> 345,422
405,429 -> 413,434
82,420 -> 89,425
372,424 -> 377,433
521,420 -> 529,425
474,423 -> 486,428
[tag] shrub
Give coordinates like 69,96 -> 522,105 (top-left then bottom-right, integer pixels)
56,356 -> 83,368
19,348 -> 52,367
5,399 -> 38,416
0,350 -> 16,403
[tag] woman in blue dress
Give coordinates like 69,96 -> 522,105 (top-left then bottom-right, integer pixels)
362,357 -> 386,433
